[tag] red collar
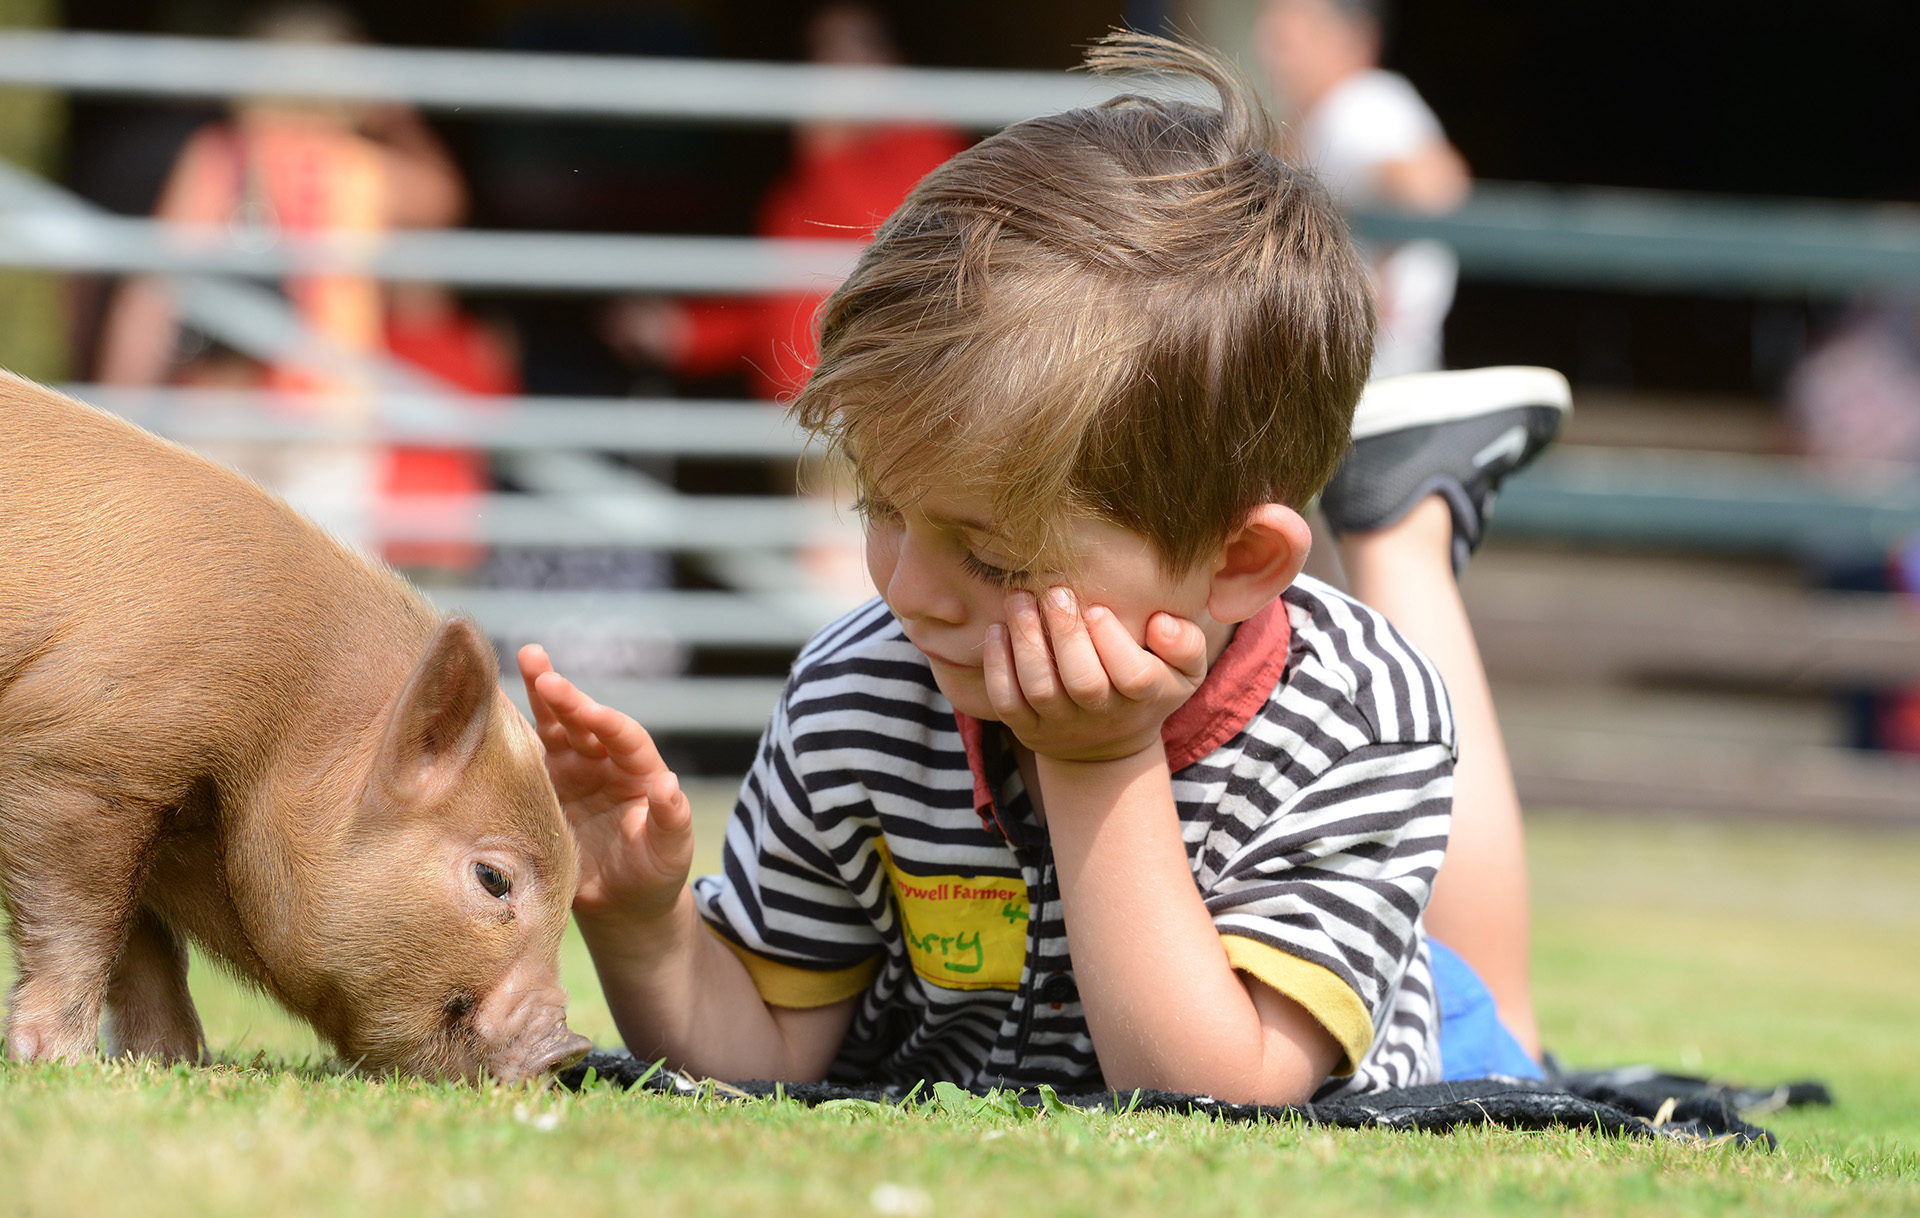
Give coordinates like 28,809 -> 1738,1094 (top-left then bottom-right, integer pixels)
953,596 -> 1293,831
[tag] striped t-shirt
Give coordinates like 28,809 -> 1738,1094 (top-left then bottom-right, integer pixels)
692,574 -> 1455,1098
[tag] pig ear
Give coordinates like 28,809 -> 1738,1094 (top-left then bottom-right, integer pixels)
374,617 -> 499,807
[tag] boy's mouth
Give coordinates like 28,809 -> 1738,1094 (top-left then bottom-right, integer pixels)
905,633 -> 978,671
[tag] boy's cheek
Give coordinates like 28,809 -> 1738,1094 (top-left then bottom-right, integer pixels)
926,664 -> 1000,721
1082,602 -> 1158,649
1069,578 -> 1205,646
863,529 -> 900,588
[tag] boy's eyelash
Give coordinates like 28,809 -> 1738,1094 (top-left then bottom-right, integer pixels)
853,496 -> 1025,586
960,550 -> 1028,588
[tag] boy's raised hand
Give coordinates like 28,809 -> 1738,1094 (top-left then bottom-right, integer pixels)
983,586 -> 1207,763
517,644 -> 694,925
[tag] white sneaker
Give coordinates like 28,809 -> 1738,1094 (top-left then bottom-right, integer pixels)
1320,366 -> 1573,571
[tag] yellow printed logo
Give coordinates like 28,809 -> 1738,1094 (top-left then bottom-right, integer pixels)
877,841 -> 1029,991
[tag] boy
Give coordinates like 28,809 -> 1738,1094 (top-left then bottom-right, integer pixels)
520,34 -> 1563,1104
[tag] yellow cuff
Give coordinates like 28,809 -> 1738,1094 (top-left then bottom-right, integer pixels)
708,925 -> 881,1009
1221,935 -> 1374,1077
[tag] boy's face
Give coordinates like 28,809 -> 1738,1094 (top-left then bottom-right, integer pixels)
863,488 -> 1218,721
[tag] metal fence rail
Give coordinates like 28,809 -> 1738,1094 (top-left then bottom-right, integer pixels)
71,377 -> 1920,742
71,386 -> 810,455
366,491 -> 838,549
73,384 -> 1920,564
1496,450 -> 1920,559
426,588 -> 827,648
6,30 -> 1920,742
1,32 -> 1918,297
72,383 -> 1920,553
1353,187 -> 1920,296
0,30 -> 1184,127
493,676 -> 789,735
0,159 -> 440,392
78,382 -> 1920,560
0,211 -> 869,293
9,187 -> 1920,298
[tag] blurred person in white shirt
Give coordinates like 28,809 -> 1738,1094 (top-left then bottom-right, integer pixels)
1256,0 -> 1470,378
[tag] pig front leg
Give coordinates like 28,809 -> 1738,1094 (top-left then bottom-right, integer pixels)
103,908 -> 205,1064
4,914 -> 120,1062
1,789 -> 156,1062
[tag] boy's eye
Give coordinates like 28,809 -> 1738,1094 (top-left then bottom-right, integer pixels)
961,550 -> 1028,588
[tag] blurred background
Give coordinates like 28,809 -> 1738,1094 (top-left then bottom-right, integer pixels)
3,0 -> 1920,825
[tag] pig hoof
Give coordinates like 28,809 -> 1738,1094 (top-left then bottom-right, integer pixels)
4,1020 -> 95,1063
109,1036 -> 206,1066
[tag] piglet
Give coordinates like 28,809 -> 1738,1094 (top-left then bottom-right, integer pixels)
0,373 -> 589,1082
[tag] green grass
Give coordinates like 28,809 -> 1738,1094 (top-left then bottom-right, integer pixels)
3,799 -> 1917,1216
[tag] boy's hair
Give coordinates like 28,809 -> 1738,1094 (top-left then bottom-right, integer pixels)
792,32 -> 1373,573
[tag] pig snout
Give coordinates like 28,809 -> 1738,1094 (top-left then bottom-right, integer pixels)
477,1007 -> 588,1083
520,1028 -> 592,1081
473,969 -> 589,1083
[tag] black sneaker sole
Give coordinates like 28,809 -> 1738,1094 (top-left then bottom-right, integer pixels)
1321,368 -> 1571,571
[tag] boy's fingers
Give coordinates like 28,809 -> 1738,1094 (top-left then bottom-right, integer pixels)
1085,605 -> 1166,701
618,793 -> 652,850
1146,612 -> 1209,683
517,643 -> 553,683
1041,587 -> 1112,711
982,622 -> 1035,723
517,644 -> 561,734
1005,591 -> 1062,705
527,672 -> 576,753
534,670 -> 610,760
643,766 -> 694,847
589,704 -> 673,780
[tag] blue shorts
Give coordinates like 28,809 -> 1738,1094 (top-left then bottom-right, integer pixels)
1430,939 -> 1543,1081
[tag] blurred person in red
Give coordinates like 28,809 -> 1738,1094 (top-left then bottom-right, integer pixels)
601,1 -> 970,400
1255,0 -> 1469,379
602,1 -> 969,609
95,1 -> 514,571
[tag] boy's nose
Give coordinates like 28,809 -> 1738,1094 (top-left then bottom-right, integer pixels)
883,534 -> 967,626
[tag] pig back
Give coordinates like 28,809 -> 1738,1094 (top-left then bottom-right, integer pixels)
0,375 -> 440,792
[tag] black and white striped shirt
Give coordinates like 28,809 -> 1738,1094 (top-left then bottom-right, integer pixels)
692,575 -> 1454,1097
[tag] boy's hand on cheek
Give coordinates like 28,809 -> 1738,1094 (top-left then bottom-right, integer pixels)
984,586 -> 1207,763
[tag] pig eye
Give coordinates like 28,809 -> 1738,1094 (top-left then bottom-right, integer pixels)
473,862 -> 512,899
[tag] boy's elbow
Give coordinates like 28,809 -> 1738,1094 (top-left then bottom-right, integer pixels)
1243,975 -> 1346,1105
1102,978 -> 1345,1105
1250,1057 -> 1335,1107
1101,1028 -> 1337,1108
768,997 -> 859,1081
1201,1054 -> 1330,1108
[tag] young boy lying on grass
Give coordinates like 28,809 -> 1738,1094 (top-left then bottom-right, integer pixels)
518,33 -> 1568,1105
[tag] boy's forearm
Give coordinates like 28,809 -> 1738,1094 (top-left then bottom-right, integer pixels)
1039,746 -> 1335,1105
576,887 -> 842,1082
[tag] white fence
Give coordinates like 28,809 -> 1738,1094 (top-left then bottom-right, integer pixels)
0,30 -> 1186,126
4,31 -> 1920,736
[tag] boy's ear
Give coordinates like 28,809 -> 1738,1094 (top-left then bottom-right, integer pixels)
1205,504 -> 1314,625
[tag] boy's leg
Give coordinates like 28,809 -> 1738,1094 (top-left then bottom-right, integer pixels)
1337,495 -> 1540,1057
1319,366 -> 1572,1060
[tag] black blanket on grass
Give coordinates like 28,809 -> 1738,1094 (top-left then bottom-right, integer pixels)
559,1050 -> 1829,1149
